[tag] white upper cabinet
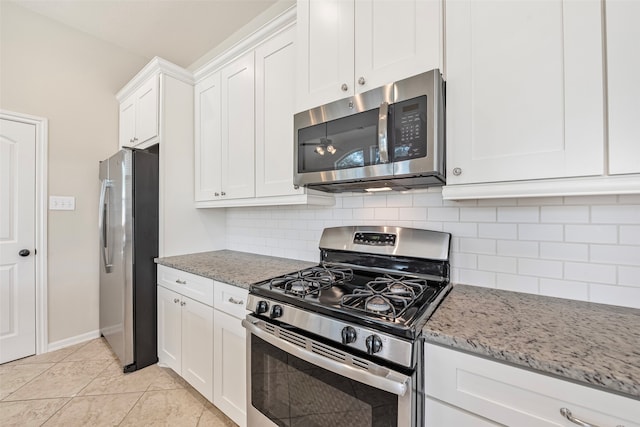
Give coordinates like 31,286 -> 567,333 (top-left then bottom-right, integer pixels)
296,0 -> 442,112
445,0 -> 604,186
194,72 -> 222,202
606,0 -> 640,175
118,74 -> 159,149
255,26 -> 304,198
221,52 -> 256,200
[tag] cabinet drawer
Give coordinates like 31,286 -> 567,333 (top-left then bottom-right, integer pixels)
213,281 -> 249,319
425,343 -> 639,427
157,265 -> 214,306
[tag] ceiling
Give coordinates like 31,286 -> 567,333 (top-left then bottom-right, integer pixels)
10,0 -> 280,68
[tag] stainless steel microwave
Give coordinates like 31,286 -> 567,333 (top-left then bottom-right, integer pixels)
293,70 -> 445,192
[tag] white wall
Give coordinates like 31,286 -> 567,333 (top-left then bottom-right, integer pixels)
226,189 -> 640,309
0,2 -> 149,344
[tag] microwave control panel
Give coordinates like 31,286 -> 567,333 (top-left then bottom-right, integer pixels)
393,95 -> 428,160
354,232 -> 397,246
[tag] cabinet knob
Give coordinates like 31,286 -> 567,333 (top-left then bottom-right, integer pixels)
358,76 -> 366,86
132,137 -> 138,142
293,184 -> 300,190
180,301 -> 186,306
221,191 -> 226,196
129,138 -> 135,143
341,83 -> 348,92
452,167 -> 462,176
173,298 -> 180,304
214,192 -> 220,197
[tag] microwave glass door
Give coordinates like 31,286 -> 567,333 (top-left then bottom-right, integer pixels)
297,109 -> 383,173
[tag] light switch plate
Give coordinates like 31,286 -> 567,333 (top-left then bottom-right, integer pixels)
49,196 -> 75,211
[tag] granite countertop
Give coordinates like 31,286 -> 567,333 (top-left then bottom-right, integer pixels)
424,284 -> 640,399
155,250 -> 316,289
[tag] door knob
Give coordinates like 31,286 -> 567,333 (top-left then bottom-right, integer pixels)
19,249 -> 31,257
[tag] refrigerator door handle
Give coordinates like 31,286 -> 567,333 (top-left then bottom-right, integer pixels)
99,179 -> 113,273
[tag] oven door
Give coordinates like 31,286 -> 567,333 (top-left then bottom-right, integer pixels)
243,315 -> 418,427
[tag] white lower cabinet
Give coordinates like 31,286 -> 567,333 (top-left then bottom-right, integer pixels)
213,282 -> 248,427
425,343 -> 640,427
157,285 -> 213,402
157,266 -> 248,425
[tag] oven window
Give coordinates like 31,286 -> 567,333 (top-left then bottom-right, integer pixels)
251,335 -> 398,427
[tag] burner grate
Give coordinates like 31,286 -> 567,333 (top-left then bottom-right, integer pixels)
340,275 -> 428,320
268,263 -> 353,298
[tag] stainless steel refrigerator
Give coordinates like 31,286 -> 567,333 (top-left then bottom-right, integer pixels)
99,147 -> 158,372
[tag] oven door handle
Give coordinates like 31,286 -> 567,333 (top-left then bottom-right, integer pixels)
242,317 -> 410,397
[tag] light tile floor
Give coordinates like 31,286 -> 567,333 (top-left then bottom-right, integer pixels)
0,338 -> 238,427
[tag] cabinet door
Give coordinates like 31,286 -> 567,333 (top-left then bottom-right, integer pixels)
606,0 -> 640,175
157,286 -> 182,374
446,0 -> 604,185
134,74 -> 159,146
426,398 -> 500,427
181,296 -> 214,402
213,309 -> 246,427
119,96 -> 135,148
295,0 -> 354,112
195,72 -> 223,201
221,52 -> 255,200
255,27 -> 304,198
354,0 -> 442,93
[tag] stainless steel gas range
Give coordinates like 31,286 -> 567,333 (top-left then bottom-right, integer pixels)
243,226 -> 451,427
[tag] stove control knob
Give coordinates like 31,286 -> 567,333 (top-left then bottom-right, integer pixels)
256,300 -> 269,315
365,335 -> 383,355
341,326 -> 357,344
270,305 -> 283,319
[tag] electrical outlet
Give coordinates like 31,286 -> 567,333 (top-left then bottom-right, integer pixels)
49,196 -> 76,211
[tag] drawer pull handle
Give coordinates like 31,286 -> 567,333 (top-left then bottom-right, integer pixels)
560,408 -> 612,427
228,297 -> 244,305
175,279 -> 187,284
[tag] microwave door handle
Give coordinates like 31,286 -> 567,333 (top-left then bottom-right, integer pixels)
378,102 -> 390,163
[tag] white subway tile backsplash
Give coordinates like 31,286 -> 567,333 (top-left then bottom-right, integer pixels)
540,242 -> 588,262
565,262 -> 616,284
460,207 -> 496,222
478,255 -> 517,273
592,205 -> 640,224
539,279 -> 589,301
374,207 -> 399,220
386,193 -> 413,207
398,207 -> 428,221
518,224 -> 564,241
225,188 -> 640,308
497,240 -> 539,258
540,206 -> 590,223
518,258 -> 563,278
590,244 -> 640,266
427,207 -> 460,222
478,223 -> 517,240
619,225 -> 640,245
443,222 -> 477,238
458,269 -> 496,288
618,266 -> 640,287
565,225 -> 617,244
498,207 -> 540,223
589,284 -> 640,309
459,238 -> 496,255
496,274 -> 539,294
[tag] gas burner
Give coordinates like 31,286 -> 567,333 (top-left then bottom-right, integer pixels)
268,264 -> 354,298
286,279 -> 317,296
365,296 -> 392,314
340,275 -> 428,319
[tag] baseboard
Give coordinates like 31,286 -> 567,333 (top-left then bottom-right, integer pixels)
46,329 -> 101,353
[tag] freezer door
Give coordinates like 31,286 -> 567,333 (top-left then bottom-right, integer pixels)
99,149 -> 134,368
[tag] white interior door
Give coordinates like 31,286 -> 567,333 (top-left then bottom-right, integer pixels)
0,118 -> 37,364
